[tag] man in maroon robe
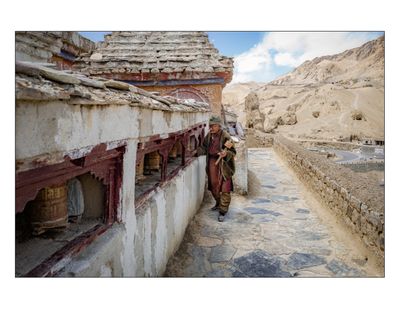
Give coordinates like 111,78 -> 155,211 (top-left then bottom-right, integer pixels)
197,116 -> 236,222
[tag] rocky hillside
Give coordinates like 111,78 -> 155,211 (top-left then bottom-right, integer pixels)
270,36 -> 384,87
223,35 -> 384,141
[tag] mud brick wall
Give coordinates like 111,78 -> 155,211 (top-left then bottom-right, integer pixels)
273,135 -> 384,262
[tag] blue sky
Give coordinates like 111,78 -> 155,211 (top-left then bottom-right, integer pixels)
79,31 -> 263,56
79,31 -> 383,83
80,32 -> 111,43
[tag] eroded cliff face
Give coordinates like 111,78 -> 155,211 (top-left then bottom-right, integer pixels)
244,90 -> 298,134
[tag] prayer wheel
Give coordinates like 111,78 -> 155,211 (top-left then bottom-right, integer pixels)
145,151 -> 160,172
169,143 -> 178,160
29,184 -> 68,235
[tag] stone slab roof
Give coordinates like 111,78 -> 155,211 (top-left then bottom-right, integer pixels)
75,32 -> 233,82
16,32 -> 95,63
16,61 -> 210,113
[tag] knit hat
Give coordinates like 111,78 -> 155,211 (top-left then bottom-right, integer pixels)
209,115 -> 222,125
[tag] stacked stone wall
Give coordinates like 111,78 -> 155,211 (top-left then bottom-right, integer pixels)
273,136 -> 384,262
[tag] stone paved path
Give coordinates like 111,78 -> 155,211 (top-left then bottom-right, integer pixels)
164,148 -> 382,277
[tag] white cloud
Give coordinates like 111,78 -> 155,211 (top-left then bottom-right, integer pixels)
273,52 -> 300,67
231,32 -> 381,83
232,41 -> 272,83
266,32 -> 374,66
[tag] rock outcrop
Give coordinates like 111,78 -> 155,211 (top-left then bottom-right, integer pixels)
244,92 -> 265,130
281,112 -> 297,125
312,111 -> 320,118
351,110 -> 365,121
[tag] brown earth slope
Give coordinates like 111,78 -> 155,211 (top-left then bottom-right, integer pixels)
223,35 -> 384,141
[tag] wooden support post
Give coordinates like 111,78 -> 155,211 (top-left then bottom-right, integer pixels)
107,167 -> 115,224
159,149 -> 169,181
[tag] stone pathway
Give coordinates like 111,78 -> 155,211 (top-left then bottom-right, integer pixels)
164,148 -> 382,277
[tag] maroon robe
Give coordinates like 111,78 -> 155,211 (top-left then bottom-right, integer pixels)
207,130 -> 233,200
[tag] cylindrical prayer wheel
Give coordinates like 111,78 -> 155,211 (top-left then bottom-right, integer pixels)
145,151 -> 161,172
169,143 -> 178,159
136,158 -> 144,176
29,184 -> 68,235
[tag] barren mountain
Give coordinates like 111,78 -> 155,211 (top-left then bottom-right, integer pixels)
223,35 -> 384,141
270,36 -> 384,87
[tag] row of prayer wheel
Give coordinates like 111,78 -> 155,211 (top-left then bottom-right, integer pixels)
28,144 -> 186,234
136,143 -> 182,178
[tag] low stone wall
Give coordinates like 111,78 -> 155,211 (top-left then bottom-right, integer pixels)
296,139 -> 361,151
273,135 -> 384,262
340,161 -> 384,172
245,129 -> 274,148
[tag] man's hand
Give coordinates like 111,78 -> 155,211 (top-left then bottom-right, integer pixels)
218,150 -> 227,158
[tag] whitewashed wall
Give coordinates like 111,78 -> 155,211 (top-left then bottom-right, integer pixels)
16,100 -> 209,276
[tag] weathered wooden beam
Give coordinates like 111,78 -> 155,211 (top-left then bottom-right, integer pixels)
24,224 -> 109,277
